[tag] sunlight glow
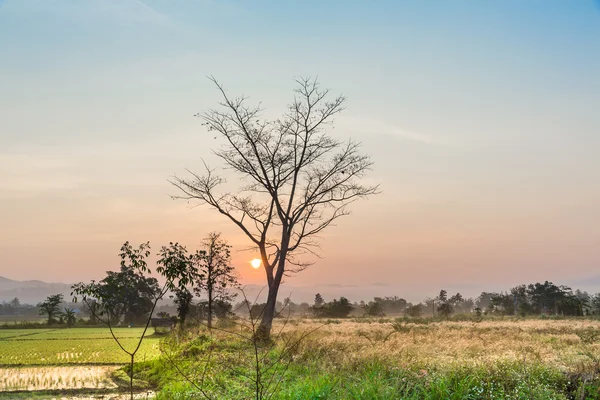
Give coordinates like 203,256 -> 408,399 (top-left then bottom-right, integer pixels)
250,258 -> 261,269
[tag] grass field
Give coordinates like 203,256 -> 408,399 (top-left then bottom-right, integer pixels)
147,317 -> 600,399
0,329 -> 53,339
2,318 -> 600,399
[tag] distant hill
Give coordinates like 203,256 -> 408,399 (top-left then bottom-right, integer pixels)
0,276 -> 72,304
0,276 -> 409,305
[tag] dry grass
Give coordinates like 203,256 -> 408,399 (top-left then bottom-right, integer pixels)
149,317 -> 600,398
0,366 -> 118,391
274,318 -> 600,372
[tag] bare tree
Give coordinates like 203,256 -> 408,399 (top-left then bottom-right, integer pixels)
171,77 -> 379,338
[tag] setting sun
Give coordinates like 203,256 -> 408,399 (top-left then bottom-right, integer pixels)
250,259 -> 261,269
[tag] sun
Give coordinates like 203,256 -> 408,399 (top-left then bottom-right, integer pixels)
250,258 -> 261,269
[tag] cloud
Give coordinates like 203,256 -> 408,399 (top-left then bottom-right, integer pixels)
336,115 -> 448,145
316,284 -> 358,288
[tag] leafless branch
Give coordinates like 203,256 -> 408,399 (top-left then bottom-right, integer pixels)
171,77 -> 379,336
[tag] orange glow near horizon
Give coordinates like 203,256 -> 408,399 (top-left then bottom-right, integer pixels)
250,258 -> 261,269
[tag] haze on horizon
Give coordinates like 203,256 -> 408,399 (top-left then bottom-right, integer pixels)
1,0 -> 599,301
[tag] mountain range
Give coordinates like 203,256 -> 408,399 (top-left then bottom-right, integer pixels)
0,275 -> 406,305
0,276 -> 72,304
3,275 -> 595,306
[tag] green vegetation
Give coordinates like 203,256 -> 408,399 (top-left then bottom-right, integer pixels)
7,328 -> 152,340
0,329 -> 52,339
37,294 -> 63,325
154,360 -> 584,400
122,317 -> 600,399
0,328 -> 160,366
4,276 -> 600,398
2,317 -> 600,398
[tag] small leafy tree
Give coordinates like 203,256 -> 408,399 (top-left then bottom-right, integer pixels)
212,299 -> 233,319
76,246 -> 161,326
311,293 -> 325,317
38,294 -> 63,325
9,297 -> 20,308
82,300 -> 100,325
591,293 -> 600,315
64,308 -> 77,327
423,297 -> 435,316
364,299 -> 385,317
405,303 -> 423,317
448,293 -> 463,306
527,281 -> 567,314
321,297 -> 353,318
434,290 -> 457,318
72,241 -> 196,400
437,290 -> 448,303
437,302 -> 454,318
173,287 -> 193,326
193,232 -> 239,329
375,296 -> 407,315
250,303 -> 267,320
476,292 -> 494,311
489,292 -> 515,315
314,293 -> 324,307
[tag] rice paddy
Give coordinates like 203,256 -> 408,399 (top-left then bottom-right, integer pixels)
0,327 -> 161,397
0,328 -> 160,366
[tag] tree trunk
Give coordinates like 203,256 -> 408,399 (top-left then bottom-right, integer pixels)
129,353 -> 134,400
256,231 -> 291,340
207,260 -> 213,330
257,248 -> 287,340
207,286 -> 213,329
257,281 -> 280,340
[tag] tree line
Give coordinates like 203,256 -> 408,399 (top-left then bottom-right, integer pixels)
0,297 -> 38,317
69,232 -> 238,330
233,282 -> 600,320
9,279 -> 600,328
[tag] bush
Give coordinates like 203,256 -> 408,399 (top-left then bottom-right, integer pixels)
364,301 -> 385,317
405,304 -> 423,317
437,303 -> 454,318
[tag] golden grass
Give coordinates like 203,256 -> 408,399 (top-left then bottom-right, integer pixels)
271,318 -> 600,372
0,365 -> 118,391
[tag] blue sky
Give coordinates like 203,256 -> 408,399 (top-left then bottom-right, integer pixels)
0,1 -> 599,299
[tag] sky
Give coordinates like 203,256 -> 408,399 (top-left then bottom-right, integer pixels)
1,0 -> 599,302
